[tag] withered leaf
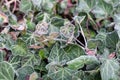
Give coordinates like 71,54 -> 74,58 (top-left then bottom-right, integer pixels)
29,45 -> 44,49
0,11 -> 8,24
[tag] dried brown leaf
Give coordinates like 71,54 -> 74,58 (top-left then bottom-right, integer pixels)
9,32 -> 19,40
29,45 -> 44,49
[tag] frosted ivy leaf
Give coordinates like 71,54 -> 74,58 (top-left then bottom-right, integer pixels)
34,21 -> 49,36
32,0 -> 42,8
60,22 -> 75,38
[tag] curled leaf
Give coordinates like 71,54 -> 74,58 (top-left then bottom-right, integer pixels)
11,19 -> 26,31
85,48 -> 96,56
0,11 -> 8,24
1,27 -> 9,34
108,52 -> 116,59
9,32 -> 19,40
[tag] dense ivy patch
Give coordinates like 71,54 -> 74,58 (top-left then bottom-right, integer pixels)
0,0 -> 120,80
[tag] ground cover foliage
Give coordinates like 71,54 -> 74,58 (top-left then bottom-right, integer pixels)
0,0 -> 120,80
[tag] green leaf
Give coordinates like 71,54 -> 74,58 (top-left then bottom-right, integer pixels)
87,39 -> 105,53
83,27 -> 96,39
100,59 -> 120,80
27,21 -> 35,31
49,24 -> 59,33
22,53 -> 40,67
0,34 -> 14,49
0,61 -> 15,80
31,0 -> 42,8
114,14 -> 120,23
20,0 -> 32,13
73,70 -> 101,80
76,0 -> 96,12
114,23 -> 120,39
63,44 -> 85,61
41,0 -> 54,12
87,39 -> 104,49
51,17 -> 64,28
116,41 -> 120,54
104,0 -> 120,7
98,0 -> 113,16
17,66 -> 34,80
48,43 -> 63,62
35,12 -> 44,22
48,43 -> 85,63
9,56 -> 21,69
47,67 -> 74,80
84,0 -> 96,9
92,0 -> 113,18
11,39 -> 28,56
106,31 -> 119,52
96,32 -> 107,42
9,13 -> 17,25
42,75 -> 52,80
39,49 -> 47,59
0,51 -> 5,62
67,55 -> 99,70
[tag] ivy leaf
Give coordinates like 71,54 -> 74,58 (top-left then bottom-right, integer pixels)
87,39 -> 104,49
98,0 -> 113,16
92,0 -> 113,18
21,53 -> 40,67
114,14 -> 120,38
87,39 -> 105,53
47,67 -> 74,80
49,24 -> 59,33
114,14 -> 120,23
73,70 -> 101,80
35,12 -> 44,22
27,21 -> 35,31
0,61 -> 15,80
17,66 -> 34,80
116,41 -> 120,54
100,59 -> 120,80
60,22 -> 75,38
39,49 -> 47,59
106,31 -> 119,52
67,55 -> 99,70
48,43 -> 62,62
9,56 -> 21,69
19,0 -> 32,13
31,0 -> 42,8
84,0 -> 96,10
96,32 -> 107,41
11,39 -> 28,56
48,43 -> 85,63
63,44 -> 85,61
41,0 -> 54,12
96,31 -> 119,53
114,23 -> 120,38
0,34 -> 14,49
0,50 -> 5,62
76,0 -> 96,12
51,17 -> 64,28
